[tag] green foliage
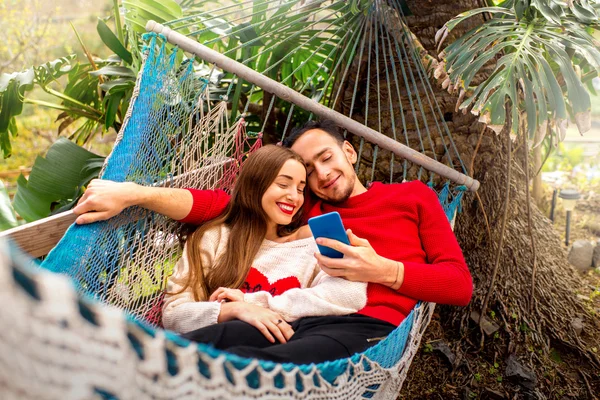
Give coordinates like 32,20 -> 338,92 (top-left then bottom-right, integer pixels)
440,0 -> 600,146
13,138 -> 104,222
0,69 -> 34,157
0,0 -> 187,159
96,19 -> 133,65
0,1 -> 71,75
0,0 -> 358,158
0,52 -> 133,158
550,348 -> 563,363
542,143 -> 586,172
0,181 -> 18,230
1,0 -> 359,222
162,0 -> 361,133
123,0 -> 183,34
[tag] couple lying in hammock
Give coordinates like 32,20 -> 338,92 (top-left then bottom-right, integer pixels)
74,119 -> 473,364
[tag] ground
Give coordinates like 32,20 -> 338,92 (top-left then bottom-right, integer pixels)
401,180 -> 600,399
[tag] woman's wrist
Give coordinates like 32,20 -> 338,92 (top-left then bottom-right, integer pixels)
217,302 -> 241,322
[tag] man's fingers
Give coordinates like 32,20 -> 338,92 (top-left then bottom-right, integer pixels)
318,263 -> 346,277
316,237 -> 352,254
87,178 -> 101,187
314,253 -> 348,270
314,253 -> 338,269
75,191 -> 91,208
73,199 -> 95,215
87,178 -> 109,188
75,211 -> 111,225
346,229 -> 369,247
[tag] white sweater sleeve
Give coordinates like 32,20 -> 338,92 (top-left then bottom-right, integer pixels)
243,270 -> 367,322
162,229 -> 224,334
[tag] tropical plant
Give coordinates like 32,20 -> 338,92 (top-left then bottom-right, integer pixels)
0,0 -> 361,223
0,0 -> 62,75
0,0 -> 361,159
0,0 -> 184,159
12,138 -> 104,222
0,181 -> 18,230
433,0 -> 600,366
436,0 -> 600,148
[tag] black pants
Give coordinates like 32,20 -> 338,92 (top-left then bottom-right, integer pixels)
182,314 -> 396,364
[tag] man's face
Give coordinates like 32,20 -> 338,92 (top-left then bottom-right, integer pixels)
290,129 -> 358,203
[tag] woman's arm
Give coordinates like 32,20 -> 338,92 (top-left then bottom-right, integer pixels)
163,281 -> 294,344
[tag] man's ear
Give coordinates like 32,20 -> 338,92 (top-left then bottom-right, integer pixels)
342,140 -> 358,164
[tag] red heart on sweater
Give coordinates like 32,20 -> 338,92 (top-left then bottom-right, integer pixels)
241,268 -> 301,296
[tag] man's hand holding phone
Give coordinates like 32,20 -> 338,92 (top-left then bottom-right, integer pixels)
309,212 -> 404,289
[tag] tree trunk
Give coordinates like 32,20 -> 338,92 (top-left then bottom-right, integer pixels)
348,0 -> 600,397
532,127 -> 544,206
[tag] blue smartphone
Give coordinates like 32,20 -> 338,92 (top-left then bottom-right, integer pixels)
307,212 -> 350,258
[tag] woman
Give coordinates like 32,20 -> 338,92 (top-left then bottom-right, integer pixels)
162,145 -> 367,346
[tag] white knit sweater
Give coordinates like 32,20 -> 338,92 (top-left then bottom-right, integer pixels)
162,225 -> 367,334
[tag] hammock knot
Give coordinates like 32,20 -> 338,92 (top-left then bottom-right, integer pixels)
141,32 -> 157,53
141,32 -> 155,41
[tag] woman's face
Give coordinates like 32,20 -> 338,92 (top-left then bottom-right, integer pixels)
261,159 -> 306,228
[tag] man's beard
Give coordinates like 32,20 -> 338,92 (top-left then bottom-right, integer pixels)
324,174 -> 356,204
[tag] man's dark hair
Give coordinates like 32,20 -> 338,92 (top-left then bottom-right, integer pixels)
283,119 -> 345,148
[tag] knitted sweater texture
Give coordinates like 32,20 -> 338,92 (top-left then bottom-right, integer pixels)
162,225 -> 367,334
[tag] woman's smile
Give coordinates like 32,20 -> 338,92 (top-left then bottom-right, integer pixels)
277,202 -> 295,215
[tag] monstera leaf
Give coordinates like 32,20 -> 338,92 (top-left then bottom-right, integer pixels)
12,138 -> 104,222
438,3 -> 600,144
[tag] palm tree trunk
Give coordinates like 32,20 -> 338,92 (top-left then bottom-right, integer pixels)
532,127 -> 544,206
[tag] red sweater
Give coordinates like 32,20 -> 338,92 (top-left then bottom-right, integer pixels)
180,181 -> 472,326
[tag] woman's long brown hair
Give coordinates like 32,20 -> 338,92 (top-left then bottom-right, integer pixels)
177,145 -> 306,301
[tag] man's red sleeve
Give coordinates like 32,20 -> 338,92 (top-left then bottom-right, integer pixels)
398,183 -> 473,306
177,189 -> 231,224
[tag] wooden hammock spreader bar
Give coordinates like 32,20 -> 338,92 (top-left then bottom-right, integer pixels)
1,211 -> 77,258
146,20 -> 480,192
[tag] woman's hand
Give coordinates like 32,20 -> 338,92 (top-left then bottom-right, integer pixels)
209,287 -> 244,302
221,302 -> 294,344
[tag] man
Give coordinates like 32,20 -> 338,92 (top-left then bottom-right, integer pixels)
74,119 -> 472,363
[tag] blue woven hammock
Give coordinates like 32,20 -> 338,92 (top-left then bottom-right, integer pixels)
0,2 -> 474,397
